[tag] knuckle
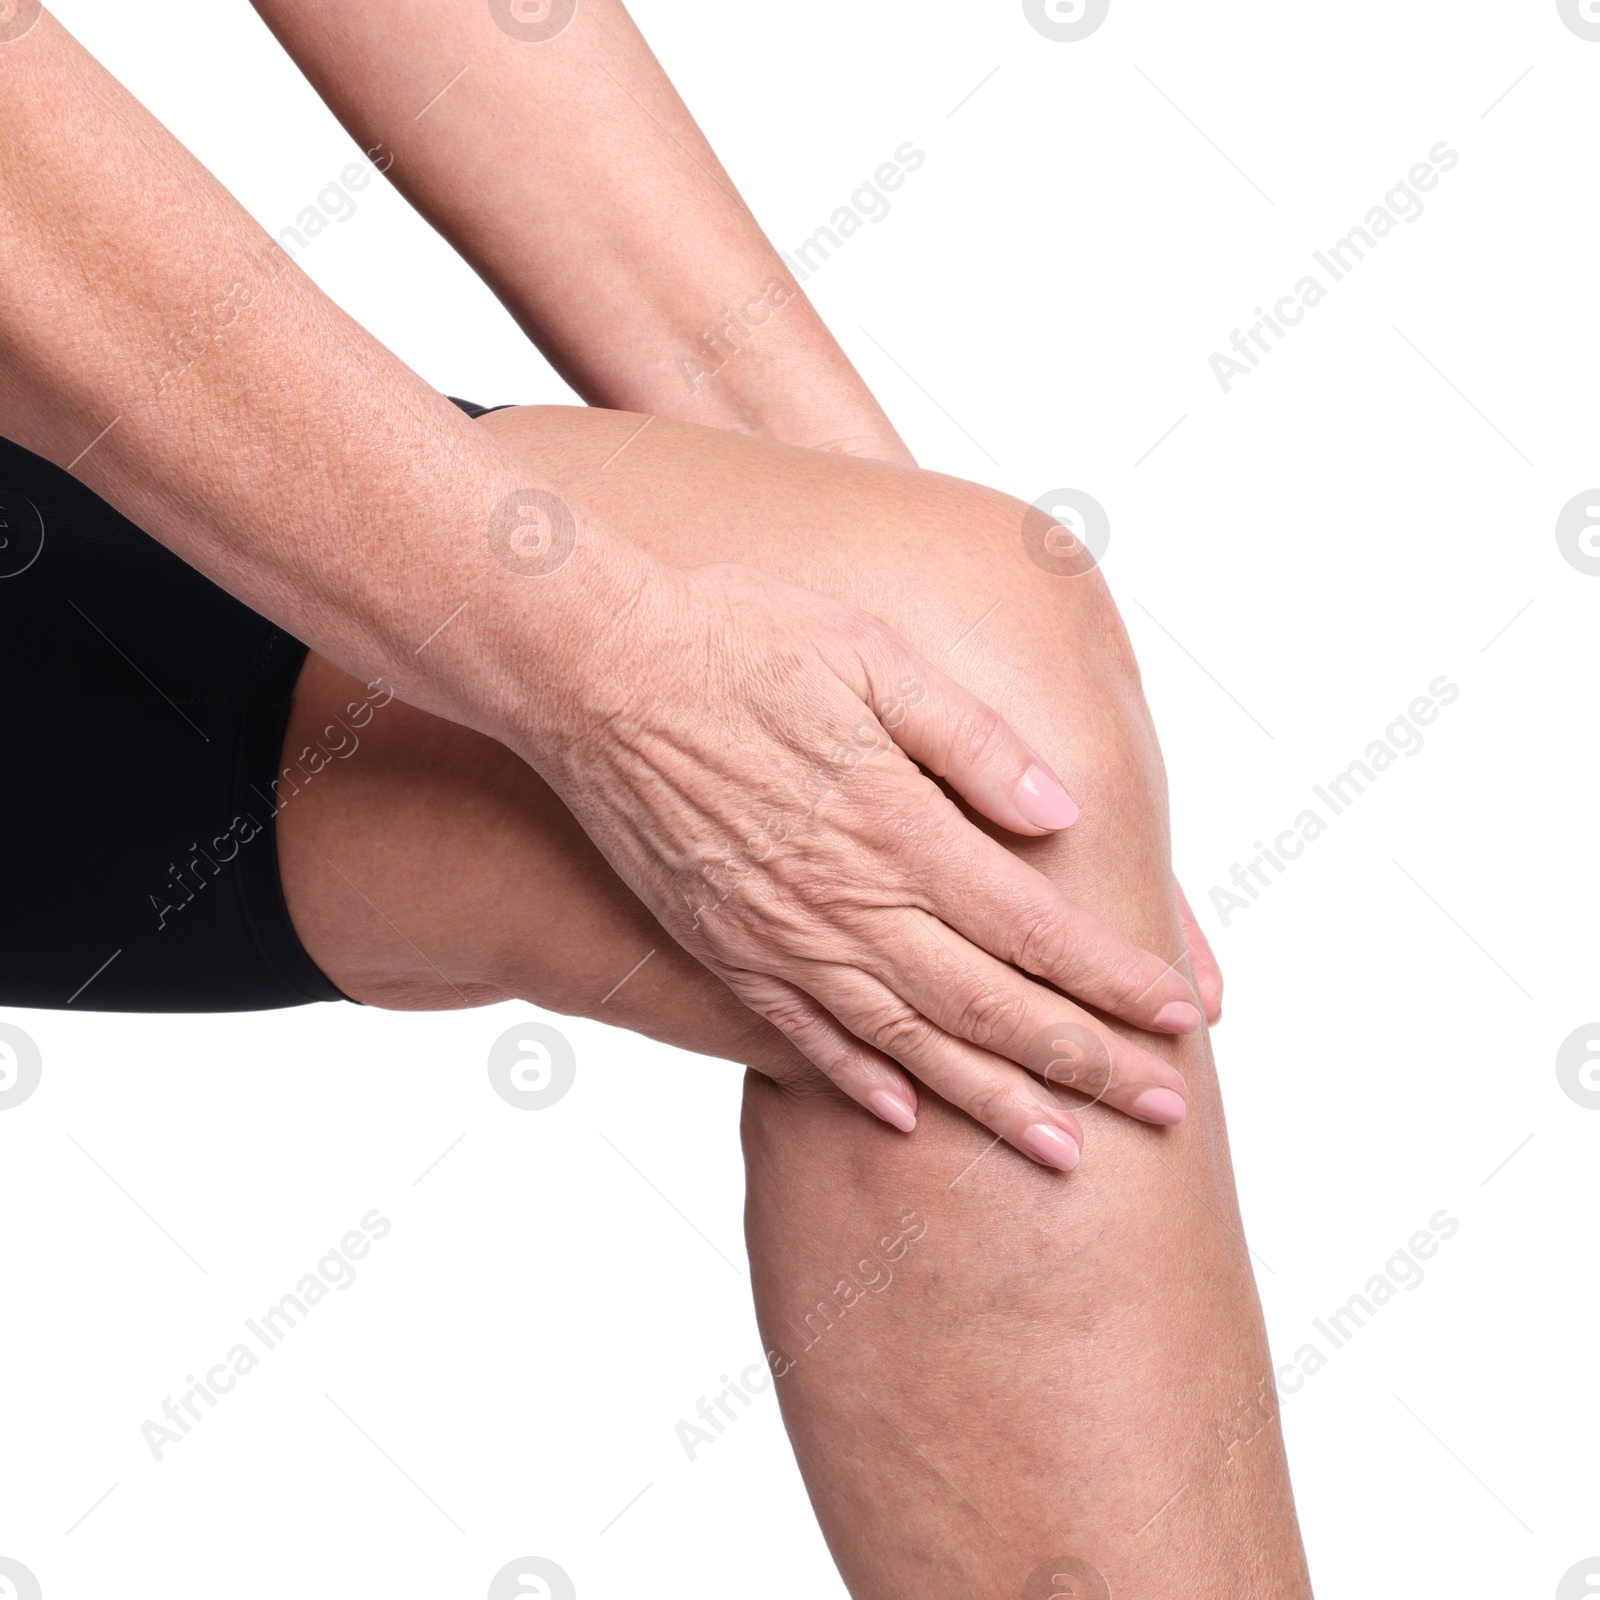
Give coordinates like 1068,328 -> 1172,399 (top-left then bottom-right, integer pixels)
1024,906 -> 1157,1007
950,986 -> 1027,1052
756,991 -> 821,1039
862,1006 -> 933,1063
783,868 -> 845,916
853,611 -> 899,658
948,703 -> 1011,772
855,778 -> 944,860
1013,911 -> 1071,978
835,608 -> 898,676
874,667 -> 930,729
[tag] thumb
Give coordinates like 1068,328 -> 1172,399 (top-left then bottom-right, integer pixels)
868,652 -> 1079,837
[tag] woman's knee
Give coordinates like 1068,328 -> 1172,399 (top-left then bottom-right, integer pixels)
487,405 -> 1164,818
484,404 -> 1179,949
876,486 -> 1176,946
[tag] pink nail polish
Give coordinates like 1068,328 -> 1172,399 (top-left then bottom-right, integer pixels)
867,1089 -> 917,1133
1153,1000 -> 1203,1034
1013,764 -> 1080,831
1018,1122 -> 1081,1171
1129,1087 -> 1187,1125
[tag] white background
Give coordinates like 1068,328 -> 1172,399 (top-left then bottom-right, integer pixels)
2,2 -> 1597,1596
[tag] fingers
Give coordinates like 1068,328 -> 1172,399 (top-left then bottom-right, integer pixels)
727,971 -> 921,1133
861,648 -> 1081,837
790,921 -> 1184,1132
792,970 -> 1088,1172
1175,876 -> 1223,1025
849,908 -> 1191,1127
851,640 -> 1201,1035
925,819 -> 1203,1035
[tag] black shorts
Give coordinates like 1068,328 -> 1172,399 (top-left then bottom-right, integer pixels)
0,397 -> 503,1013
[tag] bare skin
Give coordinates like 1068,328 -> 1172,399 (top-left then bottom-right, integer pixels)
0,13 -> 1207,1152
249,0 -> 916,461
3,7 -> 1300,1584
276,405 -> 1313,1596
243,0 -> 1219,1037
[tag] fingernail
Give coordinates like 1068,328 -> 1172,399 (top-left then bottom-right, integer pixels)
1019,1122 -> 1082,1172
867,1089 -> 917,1133
1153,1000 -> 1203,1034
1129,1087 -> 1187,1125
1013,764 -> 1080,830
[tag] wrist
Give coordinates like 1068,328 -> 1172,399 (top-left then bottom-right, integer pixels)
605,281 -> 913,464
437,487 -> 667,769
691,332 -> 912,462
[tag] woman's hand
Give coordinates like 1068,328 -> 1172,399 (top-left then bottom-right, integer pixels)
529,556 -> 1202,1170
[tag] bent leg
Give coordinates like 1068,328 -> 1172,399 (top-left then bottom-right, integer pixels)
277,407 -> 1310,1596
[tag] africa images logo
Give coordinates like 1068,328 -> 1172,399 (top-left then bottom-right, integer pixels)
487,1022 -> 577,1109
487,1557 -> 576,1599
0,1023 -> 42,1110
1022,0 -> 1110,43
1556,490 -> 1600,575
0,488 -> 44,579
488,0 -> 576,43
1558,0 -> 1600,42
0,0 -> 41,44
0,1558 -> 41,1600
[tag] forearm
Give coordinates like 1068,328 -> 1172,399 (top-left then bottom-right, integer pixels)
0,14 -> 644,760
249,0 -> 910,459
